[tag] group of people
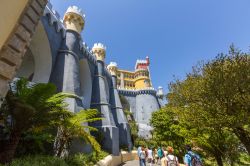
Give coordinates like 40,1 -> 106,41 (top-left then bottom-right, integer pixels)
137,145 -> 203,166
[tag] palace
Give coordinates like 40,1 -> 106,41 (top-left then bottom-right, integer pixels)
0,1 -> 164,155
116,56 -> 151,90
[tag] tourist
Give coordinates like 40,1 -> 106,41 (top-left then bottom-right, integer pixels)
157,147 -> 164,165
161,147 -> 167,166
139,146 -> 147,166
165,146 -> 179,166
154,148 -> 159,164
147,147 -> 153,166
184,145 -> 203,166
138,146 -> 142,166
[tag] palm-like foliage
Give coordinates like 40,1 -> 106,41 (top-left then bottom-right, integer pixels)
54,109 -> 102,157
0,78 -> 101,163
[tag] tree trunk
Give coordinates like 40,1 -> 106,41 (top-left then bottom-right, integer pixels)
215,155 -> 223,166
54,127 -> 69,158
233,127 -> 250,154
0,130 -> 21,164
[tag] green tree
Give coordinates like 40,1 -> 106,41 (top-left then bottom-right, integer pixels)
168,46 -> 250,154
150,107 -> 185,157
54,109 -> 102,157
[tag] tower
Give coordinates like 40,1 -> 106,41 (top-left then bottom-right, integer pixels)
50,6 -> 85,113
134,57 -> 152,89
63,6 -> 85,34
157,86 -> 164,99
90,43 -> 119,155
107,62 -> 133,151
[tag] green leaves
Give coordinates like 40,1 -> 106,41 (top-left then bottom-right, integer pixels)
55,109 -> 102,156
150,45 -> 250,165
1,78 -> 102,160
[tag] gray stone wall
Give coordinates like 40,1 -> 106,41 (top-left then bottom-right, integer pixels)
119,90 -> 161,139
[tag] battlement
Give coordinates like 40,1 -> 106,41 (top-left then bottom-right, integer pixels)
93,43 -> 106,50
44,2 -> 66,38
92,43 -> 106,61
118,88 -> 156,96
63,6 -> 85,34
65,6 -> 85,21
108,62 -> 118,68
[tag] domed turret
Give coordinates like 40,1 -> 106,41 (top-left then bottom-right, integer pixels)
63,6 -> 85,34
157,86 -> 164,98
92,43 -> 106,62
107,62 -> 118,76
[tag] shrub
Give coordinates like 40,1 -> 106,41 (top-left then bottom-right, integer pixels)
66,151 -> 109,166
2,151 -> 109,166
9,155 -> 68,166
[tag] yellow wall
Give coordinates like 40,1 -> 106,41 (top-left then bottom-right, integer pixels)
0,0 -> 29,50
117,69 -> 152,90
135,77 -> 149,89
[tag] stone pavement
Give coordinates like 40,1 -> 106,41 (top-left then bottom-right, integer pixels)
119,160 -> 185,166
119,160 -> 160,166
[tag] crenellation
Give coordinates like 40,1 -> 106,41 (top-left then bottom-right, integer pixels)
43,3 -> 66,38
0,1 -> 163,155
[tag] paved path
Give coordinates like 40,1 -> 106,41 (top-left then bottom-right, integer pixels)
120,160 -> 160,166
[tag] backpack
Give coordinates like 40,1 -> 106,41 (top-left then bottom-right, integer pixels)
167,155 -> 177,166
188,152 -> 203,166
158,149 -> 163,157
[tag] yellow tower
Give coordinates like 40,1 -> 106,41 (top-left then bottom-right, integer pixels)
134,57 -> 151,89
92,43 -> 106,61
134,69 -> 151,89
63,6 -> 85,34
116,57 -> 152,90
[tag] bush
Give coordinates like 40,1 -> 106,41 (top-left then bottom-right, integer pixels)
1,151 -> 109,166
66,151 -> 109,166
8,155 -> 68,166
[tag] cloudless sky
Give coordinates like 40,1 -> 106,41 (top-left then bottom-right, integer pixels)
50,0 -> 250,92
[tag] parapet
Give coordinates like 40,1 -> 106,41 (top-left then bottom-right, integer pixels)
43,2 -> 66,38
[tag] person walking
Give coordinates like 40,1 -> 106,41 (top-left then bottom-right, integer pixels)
154,148 -> 158,164
165,146 -> 179,166
147,147 -> 154,166
138,146 -> 142,166
157,147 -> 164,165
184,145 -> 203,166
139,146 -> 147,166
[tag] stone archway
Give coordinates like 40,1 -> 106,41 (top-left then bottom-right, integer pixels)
0,0 -> 47,102
16,21 -> 52,83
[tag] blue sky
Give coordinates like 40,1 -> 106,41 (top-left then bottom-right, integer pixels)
50,0 -> 250,92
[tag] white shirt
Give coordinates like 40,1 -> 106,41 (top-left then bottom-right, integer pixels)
166,154 -> 178,162
147,149 -> 153,158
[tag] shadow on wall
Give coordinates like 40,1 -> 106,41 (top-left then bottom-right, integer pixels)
16,21 -> 52,84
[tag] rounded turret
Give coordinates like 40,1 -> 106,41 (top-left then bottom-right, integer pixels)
134,69 -> 151,89
63,6 -> 85,34
92,43 -> 106,61
107,62 -> 118,76
157,86 -> 164,98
